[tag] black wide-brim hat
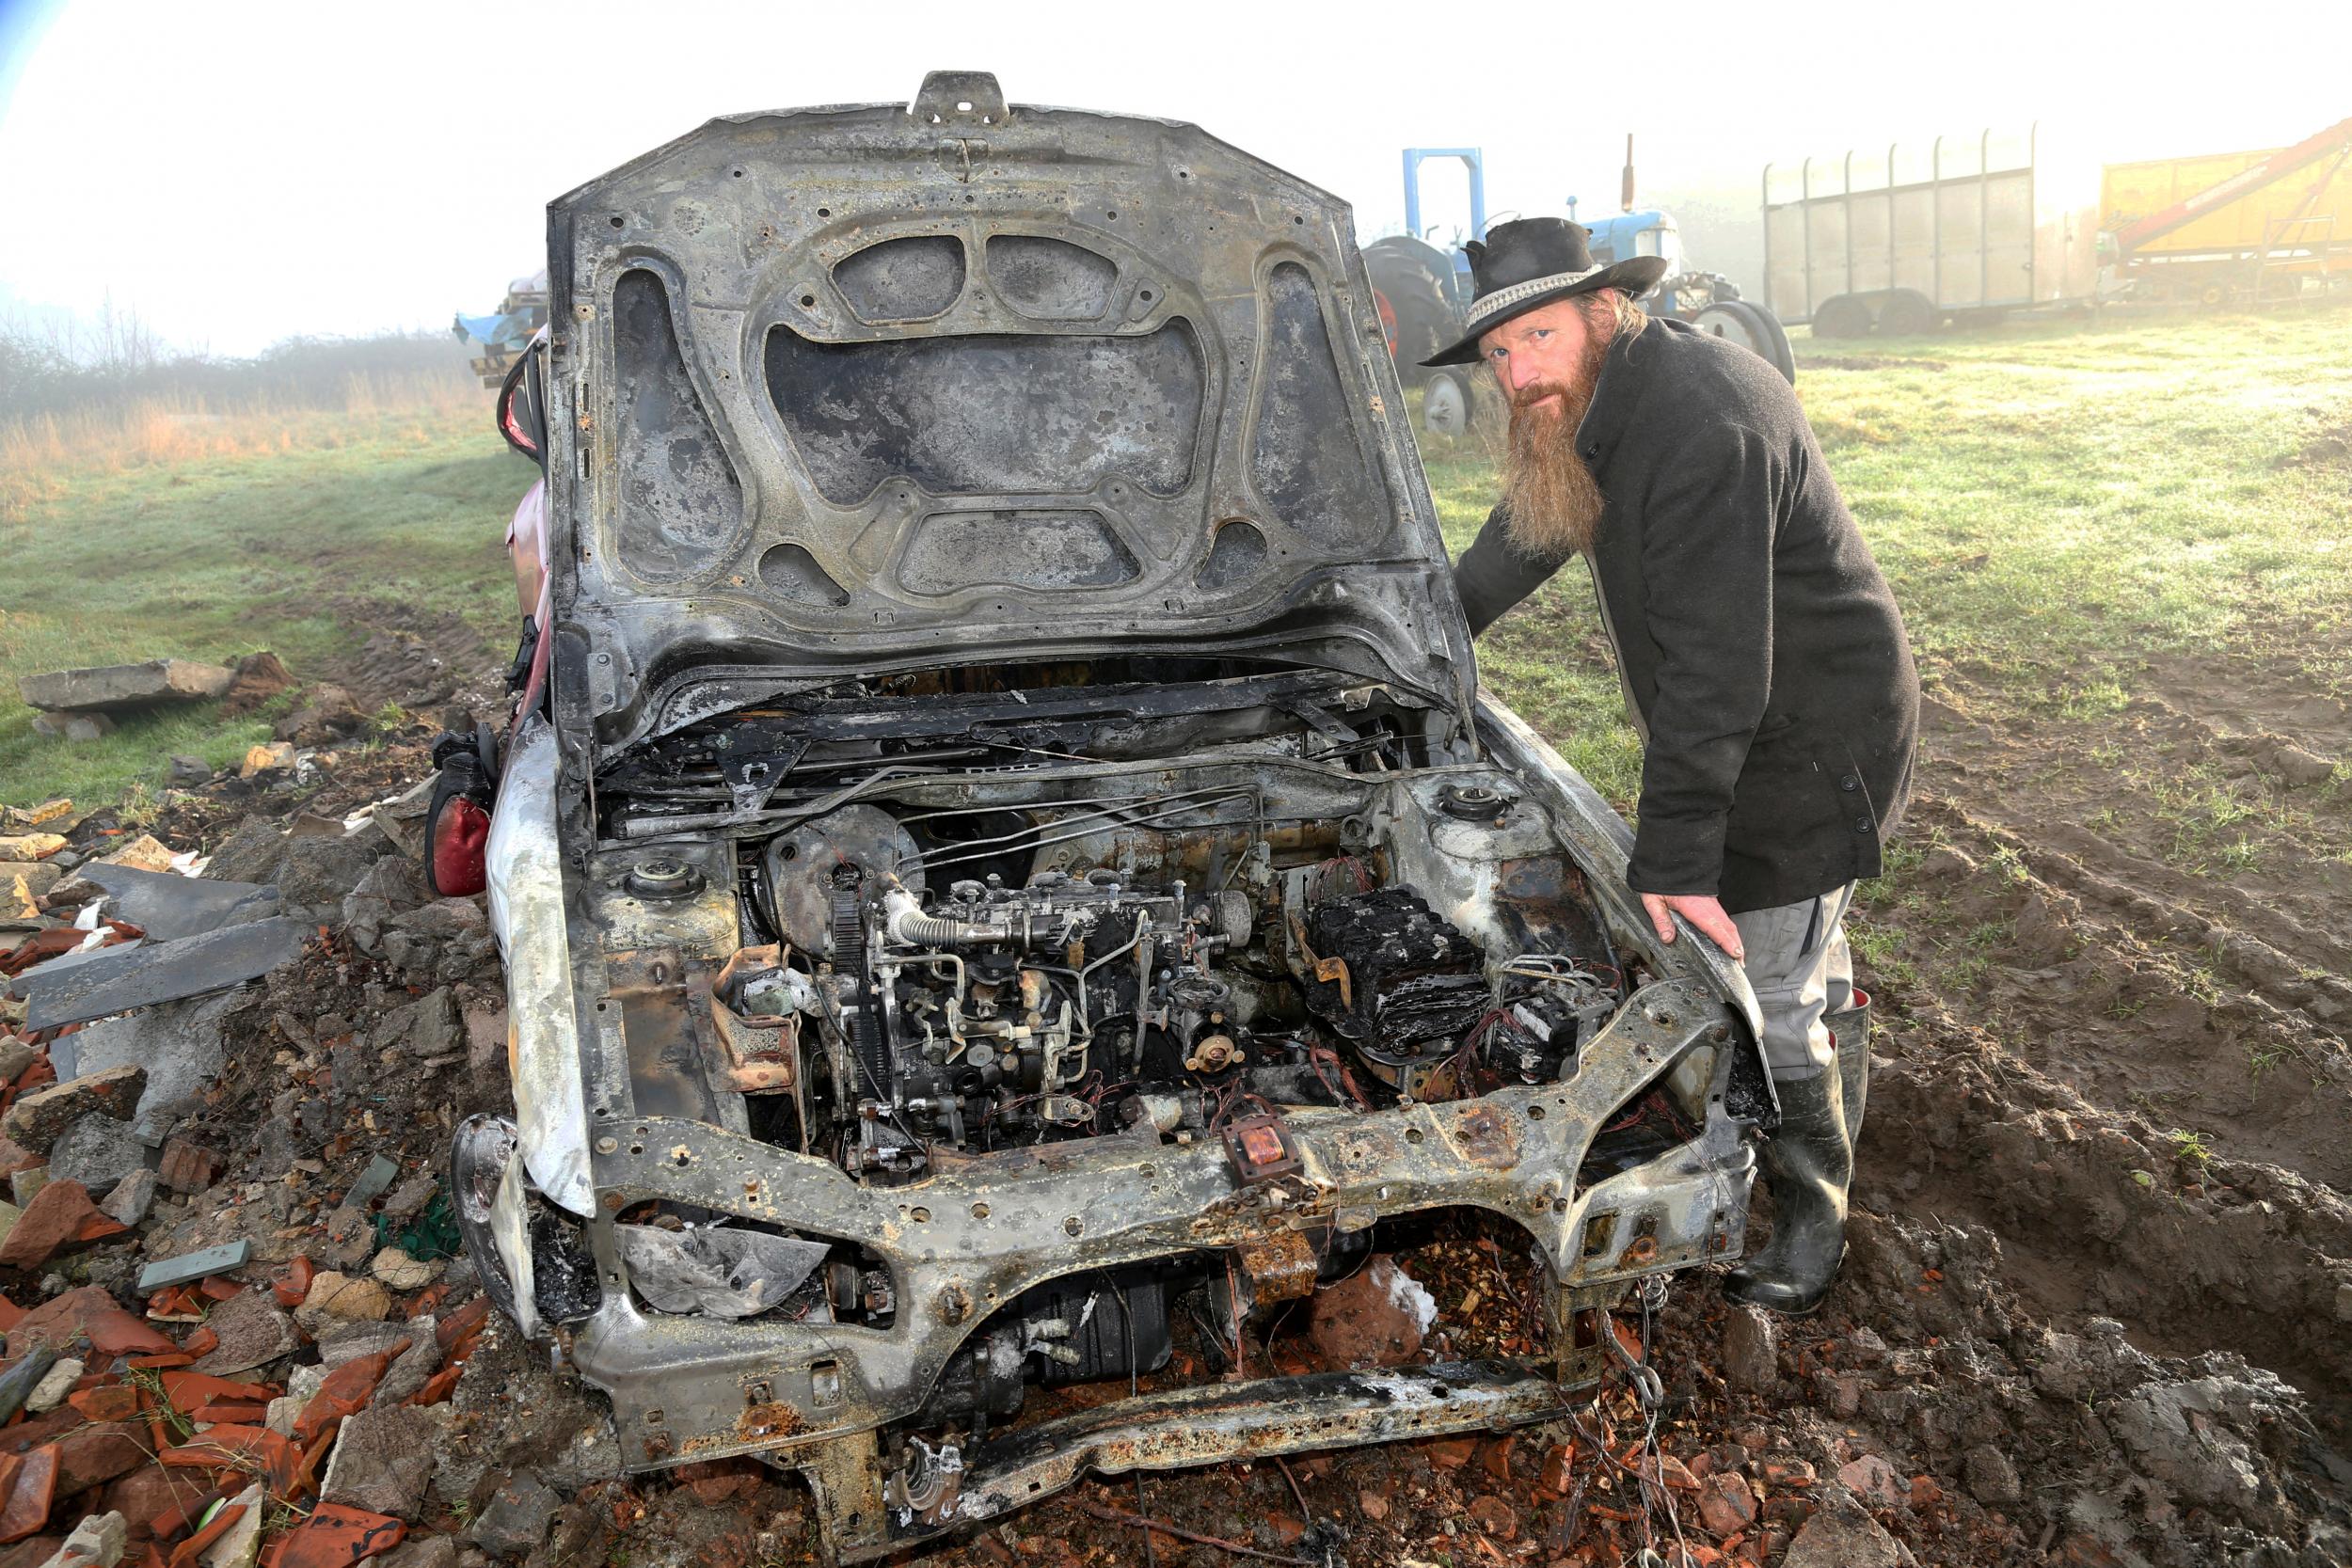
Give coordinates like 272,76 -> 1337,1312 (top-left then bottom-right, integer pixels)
1421,216 -> 1670,367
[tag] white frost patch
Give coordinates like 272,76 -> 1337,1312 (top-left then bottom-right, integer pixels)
1380,1258 -> 1438,1335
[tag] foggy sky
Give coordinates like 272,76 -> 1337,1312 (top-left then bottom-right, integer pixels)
1,0 -> 2344,356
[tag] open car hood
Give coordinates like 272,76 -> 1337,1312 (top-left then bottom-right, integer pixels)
543,72 -> 1478,753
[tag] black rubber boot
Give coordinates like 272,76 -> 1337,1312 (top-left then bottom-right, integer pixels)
1723,1069 -> 1852,1317
1826,990 -> 1872,1145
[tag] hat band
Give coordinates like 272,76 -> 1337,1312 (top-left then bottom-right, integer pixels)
1463,266 -> 1607,334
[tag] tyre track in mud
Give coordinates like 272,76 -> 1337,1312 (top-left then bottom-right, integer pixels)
1899,664 -> 2352,1192
1862,1007 -> 2352,1422
1850,655 -> 2352,1426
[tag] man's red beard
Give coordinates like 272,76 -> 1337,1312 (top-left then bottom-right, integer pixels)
1501,316 -> 1615,558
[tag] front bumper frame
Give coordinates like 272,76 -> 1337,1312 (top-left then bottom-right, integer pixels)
497,976 -> 1752,1560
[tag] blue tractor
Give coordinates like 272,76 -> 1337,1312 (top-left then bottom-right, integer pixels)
1365,145 -> 1792,436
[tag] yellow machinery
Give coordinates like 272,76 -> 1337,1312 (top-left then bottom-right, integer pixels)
2101,118 -> 2352,304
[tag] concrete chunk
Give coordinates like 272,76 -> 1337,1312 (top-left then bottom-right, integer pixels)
320,1406 -> 437,1519
48,1116 -> 151,1199
2,1067 -> 148,1155
17,659 -> 235,714
48,994 -> 232,1146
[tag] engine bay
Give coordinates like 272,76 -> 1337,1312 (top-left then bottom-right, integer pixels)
516,662 -> 1740,1444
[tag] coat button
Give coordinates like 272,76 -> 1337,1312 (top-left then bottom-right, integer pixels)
1839,775 -> 1859,792
1853,816 -> 1874,833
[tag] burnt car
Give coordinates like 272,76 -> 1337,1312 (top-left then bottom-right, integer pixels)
453,71 -> 1772,1562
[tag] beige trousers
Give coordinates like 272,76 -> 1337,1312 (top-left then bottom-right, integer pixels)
1731,882 -> 1857,1079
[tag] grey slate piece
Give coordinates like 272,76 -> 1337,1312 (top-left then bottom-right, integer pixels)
137,1238 -> 252,1291
6,938 -> 145,1006
15,914 -> 304,1030
343,1153 -> 401,1209
78,863 -> 279,942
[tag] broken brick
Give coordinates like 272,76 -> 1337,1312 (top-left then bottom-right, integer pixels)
0,1445 -> 56,1544
294,1344 -> 404,1447
1466,1495 -> 1517,1539
95,1465 -> 181,1542
187,1402 -> 270,1426
433,1298 -> 488,1354
1424,1437 -> 1476,1470
272,1502 -> 405,1567
1697,1473 -> 1759,1534
159,1373 -> 278,1411
0,1408 -> 85,1458
1304,1256 -> 1429,1369
174,1497 -> 249,1561
147,1480 -> 236,1543
66,1387 -> 140,1423
403,1367 -> 461,1409
674,1459 -> 761,1508
154,1139 -> 222,1196
158,1424 -> 294,1494
146,1286 -> 201,1323
1537,1441 -> 1575,1497
274,1257 -> 316,1308
0,1180 -> 127,1268
51,1419 -> 147,1496
8,1288 -> 173,1360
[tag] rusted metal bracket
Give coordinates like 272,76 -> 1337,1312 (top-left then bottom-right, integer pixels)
792,1360 -> 1571,1561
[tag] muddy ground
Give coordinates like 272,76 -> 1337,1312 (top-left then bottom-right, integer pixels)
3,616 -> 2347,1568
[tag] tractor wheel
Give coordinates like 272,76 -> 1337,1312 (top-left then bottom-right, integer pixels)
1877,290 -> 1938,337
1422,371 -> 1471,438
1735,300 -> 1797,384
1811,294 -> 1874,340
1365,240 -> 1460,387
1692,301 -> 1796,383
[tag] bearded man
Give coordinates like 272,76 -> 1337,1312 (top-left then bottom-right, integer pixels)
1432,218 -> 1919,1316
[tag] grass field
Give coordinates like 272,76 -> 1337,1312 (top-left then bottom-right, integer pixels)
0,392 -> 534,804
1,310 -> 2345,817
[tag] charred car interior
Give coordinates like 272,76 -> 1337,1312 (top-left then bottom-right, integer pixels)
454,71 -> 1773,1561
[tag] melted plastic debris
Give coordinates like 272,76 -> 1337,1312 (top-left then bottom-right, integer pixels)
614,1225 -> 832,1318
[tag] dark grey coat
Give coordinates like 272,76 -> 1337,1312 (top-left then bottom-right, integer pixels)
1453,316 -> 1918,914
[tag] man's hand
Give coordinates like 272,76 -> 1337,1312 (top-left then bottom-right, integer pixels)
1640,892 -> 1745,962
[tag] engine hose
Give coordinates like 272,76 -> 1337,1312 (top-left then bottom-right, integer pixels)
882,888 -> 1009,946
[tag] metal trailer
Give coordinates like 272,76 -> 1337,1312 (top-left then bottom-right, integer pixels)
1760,126 -> 2100,337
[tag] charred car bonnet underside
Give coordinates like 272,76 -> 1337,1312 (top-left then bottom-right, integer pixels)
458,71 -> 1772,1562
